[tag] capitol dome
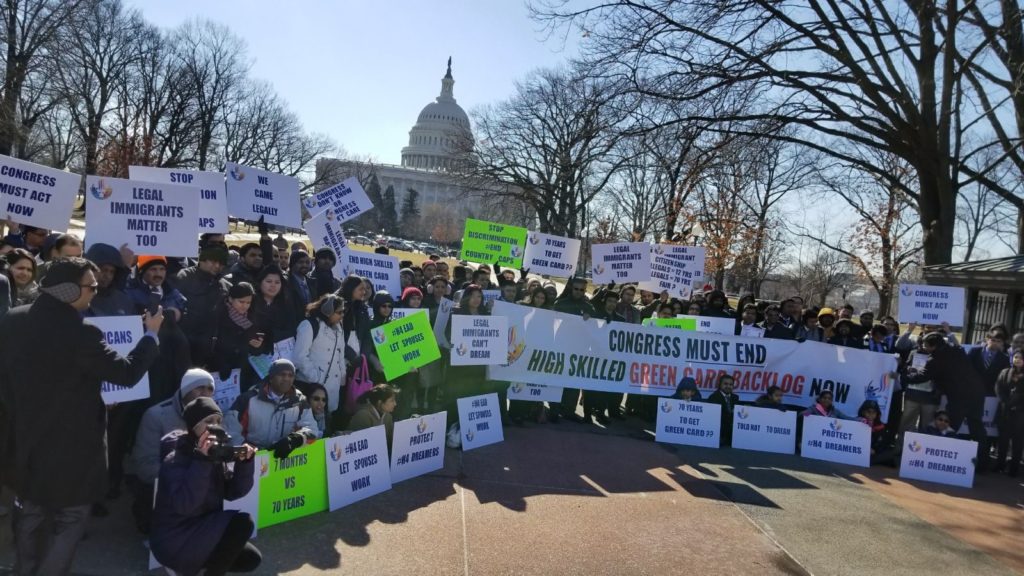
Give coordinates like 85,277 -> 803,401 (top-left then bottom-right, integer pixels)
401,58 -> 473,171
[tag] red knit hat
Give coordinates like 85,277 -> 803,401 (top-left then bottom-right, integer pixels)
401,286 -> 423,303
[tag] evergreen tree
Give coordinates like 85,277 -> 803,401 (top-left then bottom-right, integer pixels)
400,188 -> 421,237
381,184 -> 398,235
362,173 -> 384,232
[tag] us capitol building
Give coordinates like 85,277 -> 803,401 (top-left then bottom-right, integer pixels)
316,59 -> 524,225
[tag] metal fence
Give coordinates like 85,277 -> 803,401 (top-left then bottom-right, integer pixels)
969,291 -> 1008,344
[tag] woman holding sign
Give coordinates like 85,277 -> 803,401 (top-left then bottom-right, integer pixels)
444,285 -> 489,425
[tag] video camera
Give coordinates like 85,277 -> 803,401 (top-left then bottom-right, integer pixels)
204,425 -> 249,463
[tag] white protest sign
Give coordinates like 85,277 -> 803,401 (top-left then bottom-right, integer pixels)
86,316 -> 151,405
940,395 -> 999,437
655,399 -> 721,448
308,177 -> 374,222
801,415 -> 871,467
129,166 -> 229,233
899,431 -> 976,488
325,425 -> 392,510
660,245 -> 705,280
910,353 -> 929,370
339,248 -> 400,295
304,208 -> 348,263
523,231 -> 581,277
897,283 -> 966,326
638,244 -> 703,298
223,453 -> 263,537
390,308 -> 427,321
457,393 -> 504,451
678,315 -> 735,335
506,382 -> 563,403
731,406 -> 797,454
213,369 -> 241,412
85,176 -> 200,258
739,324 -> 765,339
433,298 -> 454,348
273,337 -> 295,362
450,315 -> 508,366
225,162 -> 301,228
591,242 -> 651,284
0,154 -> 80,231
390,411 -> 446,483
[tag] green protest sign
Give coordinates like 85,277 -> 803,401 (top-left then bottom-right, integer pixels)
256,441 -> 328,528
460,218 -> 528,267
371,311 -> 442,381
641,317 -> 698,330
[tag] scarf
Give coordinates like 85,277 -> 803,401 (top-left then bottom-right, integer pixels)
812,402 -> 831,417
227,305 -> 253,330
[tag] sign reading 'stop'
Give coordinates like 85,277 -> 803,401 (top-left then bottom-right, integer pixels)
224,162 -> 301,228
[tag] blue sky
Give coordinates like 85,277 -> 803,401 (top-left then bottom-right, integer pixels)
130,0 -> 579,165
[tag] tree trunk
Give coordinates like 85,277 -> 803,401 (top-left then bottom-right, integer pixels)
1018,207 -> 1024,255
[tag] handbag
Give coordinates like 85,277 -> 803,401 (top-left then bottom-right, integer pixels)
343,355 -> 373,415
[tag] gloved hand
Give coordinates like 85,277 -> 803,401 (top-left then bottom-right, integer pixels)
520,267 -> 530,279
257,215 -> 269,237
272,432 -> 304,459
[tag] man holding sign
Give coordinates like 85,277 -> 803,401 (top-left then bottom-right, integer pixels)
0,258 -> 162,574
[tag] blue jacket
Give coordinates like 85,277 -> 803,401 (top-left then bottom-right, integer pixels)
151,431 -> 255,575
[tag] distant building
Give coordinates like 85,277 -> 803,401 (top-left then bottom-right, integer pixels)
316,59 -> 528,232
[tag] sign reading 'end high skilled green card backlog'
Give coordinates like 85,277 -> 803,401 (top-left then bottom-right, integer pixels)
461,218 -> 528,268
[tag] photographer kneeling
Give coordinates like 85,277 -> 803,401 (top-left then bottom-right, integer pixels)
151,397 -> 261,576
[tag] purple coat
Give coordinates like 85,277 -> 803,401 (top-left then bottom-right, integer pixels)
151,432 -> 254,575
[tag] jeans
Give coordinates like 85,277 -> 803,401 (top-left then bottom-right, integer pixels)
14,499 -> 91,576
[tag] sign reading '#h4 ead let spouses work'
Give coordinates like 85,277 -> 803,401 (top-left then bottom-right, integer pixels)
371,311 -> 441,380
324,425 -> 392,510
461,218 -> 528,268
0,154 -> 81,231
129,166 -> 229,233
224,162 -> 301,228
457,393 -> 504,451
897,283 -> 966,326
523,231 -> 581,277
591,242 -> 651,284
85,176 -> 200,258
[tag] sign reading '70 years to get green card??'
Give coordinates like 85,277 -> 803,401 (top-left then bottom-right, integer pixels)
460,218 -> 528,268
371,312 -> 442,380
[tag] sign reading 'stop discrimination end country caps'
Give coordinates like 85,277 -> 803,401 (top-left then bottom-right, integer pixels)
84,176 -> 200,258
897,283 -> 965,326
461,218 -> 528,268
224,162 -> 301,229
591,242 -> 651,284
0,154 -> 81,231
129,166 -> 229,233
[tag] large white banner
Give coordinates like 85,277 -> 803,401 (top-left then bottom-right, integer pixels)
523,231 -> 581,277
86,316 -> 151,405
732,406 -> 797,454
0,154 -> 80,231
899,432 -> 976,488
590,242 -> 651,284
488,301 -> 898,420
85,176 -> 200,258
129,166 -> 229,233
338,248 -> 400,295
225,162 -> 301,228
655,399 -> 721,448
390,411 -> 446,484
457,393 -> 504,451
801,415 -> 871,467
325,425 -> 392,510
450,315 -> 508,366
897,283 -> 966,326
308,177 -> 374,222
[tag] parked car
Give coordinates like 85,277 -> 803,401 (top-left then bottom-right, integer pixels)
352,235 -> 374,246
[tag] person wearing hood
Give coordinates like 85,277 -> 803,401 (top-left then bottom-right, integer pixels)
176,246 -> 231,368
399,267 -> 415,292
150,397 -> 260,576
370,290 -> 396,328
701,290 -> 734,319
309,247 -> 340,299
817,307 -> 837,340
828,318 -> 863,349
293,294 -> 346,417
670,377 -> 703,401
0,258 -> 161,574
224,359 -> 321,451
84,242 -> 134,317
130,369 -> 216,535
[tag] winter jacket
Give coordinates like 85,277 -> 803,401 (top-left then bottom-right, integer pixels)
552,295 -> 595,318
0,274 -> 9,319
126,278 -> 188,317
84,243 -> 134,316
966,346 -> 1010,396
902,350 -> 940,405
995,368 -> 1024,417
131,392 -> 187,485
347,404 -> 394,447
293,317 -> 346,413
225,382 -> 321,449
210,305 -> 263,383
150,431 -> 255,576
904,344 -> 986,414
761,322 -> 795,340
176,266 -> 231,367
828,334 -> 864,349
795,324 -> 825,343
0,293 -> 158,507
253,293 -> 299,342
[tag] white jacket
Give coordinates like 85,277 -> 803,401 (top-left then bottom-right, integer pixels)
293,317 -> 346,412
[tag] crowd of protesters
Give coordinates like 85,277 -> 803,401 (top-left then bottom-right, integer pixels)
0,219 -> 1022,575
